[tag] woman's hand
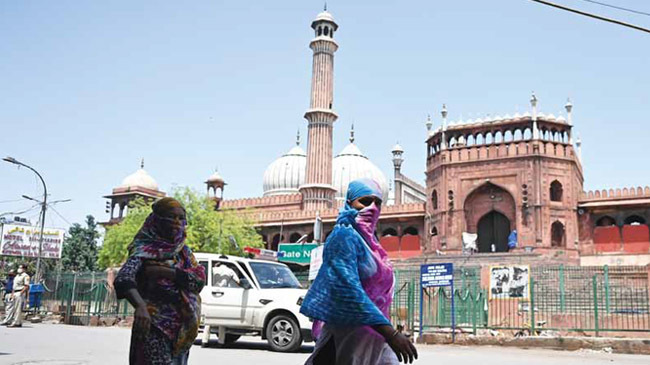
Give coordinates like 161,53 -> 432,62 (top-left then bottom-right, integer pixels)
133,305 -> 151,339
387,331 -> 418,364
372,325 -> 418,363
142,262 -> 176,281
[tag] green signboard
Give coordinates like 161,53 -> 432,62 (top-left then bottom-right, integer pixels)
278,243 -> 319,265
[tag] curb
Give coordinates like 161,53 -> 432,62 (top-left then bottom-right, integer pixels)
417,333 -> 650,355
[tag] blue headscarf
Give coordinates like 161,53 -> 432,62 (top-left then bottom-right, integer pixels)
300,178 -> 392,328
346,177 -> 383,203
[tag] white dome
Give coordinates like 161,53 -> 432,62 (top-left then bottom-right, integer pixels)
263,145 -> 307,196
315,11 -> 335,23
206,170 -> 224,184
120,168 -> 159,191
332,143 -> 389,201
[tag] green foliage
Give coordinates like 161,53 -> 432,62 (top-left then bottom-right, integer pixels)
97,197 -> 150,269
172,187 -> 264,255
0,257 -> 54,279
60,215 -> 101,272
97,188 -> 264,269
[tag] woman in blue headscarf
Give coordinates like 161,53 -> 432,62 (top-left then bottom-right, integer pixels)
301,178 -> 418,365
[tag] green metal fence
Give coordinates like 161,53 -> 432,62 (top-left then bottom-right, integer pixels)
40,272 -> 133,325
34,264 -> 650,336
402,265 -> 650,336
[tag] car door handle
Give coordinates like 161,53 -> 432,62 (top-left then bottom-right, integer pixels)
212,290 -> 224,297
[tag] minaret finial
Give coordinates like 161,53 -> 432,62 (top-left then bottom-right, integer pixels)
324,2 -> 327,11
140,158 -> 144,169
565,97 -> 573,125
296,129 -> 301,146
350,123 -> 355,143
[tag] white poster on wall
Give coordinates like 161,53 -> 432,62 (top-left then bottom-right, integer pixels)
0,224 -> 65,259
489,265 -> 530,299
308,245 -> 324,281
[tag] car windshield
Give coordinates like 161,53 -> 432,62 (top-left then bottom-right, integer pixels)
249,262 -> 302,289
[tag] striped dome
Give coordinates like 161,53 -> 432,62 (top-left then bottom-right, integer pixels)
332,143 -> 389,202
262,145 -> 307,197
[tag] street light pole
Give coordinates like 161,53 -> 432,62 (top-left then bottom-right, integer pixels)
3,157 -> 47,282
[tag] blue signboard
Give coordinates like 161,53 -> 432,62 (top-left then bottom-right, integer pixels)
420,262 -> 456,342
420,263 -> 454,288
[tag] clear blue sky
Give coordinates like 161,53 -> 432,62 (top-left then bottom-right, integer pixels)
1,0 -> 648,231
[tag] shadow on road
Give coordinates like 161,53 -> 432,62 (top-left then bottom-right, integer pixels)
198,340 -> 314,354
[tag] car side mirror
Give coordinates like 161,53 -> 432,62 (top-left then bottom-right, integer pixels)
240,278 -> 252,290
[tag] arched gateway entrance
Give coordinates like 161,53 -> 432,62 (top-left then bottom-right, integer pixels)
477,211 -> 510,252
464,183 -> 516,253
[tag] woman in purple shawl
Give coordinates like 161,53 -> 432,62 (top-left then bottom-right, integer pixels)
114,198 -> 206,365
301,178 -> 418,364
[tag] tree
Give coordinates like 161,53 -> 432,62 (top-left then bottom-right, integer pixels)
97,197 -> 150,269
97,188 -> 264,269
60,215 -> 101,272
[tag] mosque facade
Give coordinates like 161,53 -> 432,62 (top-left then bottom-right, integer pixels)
104,9 -> 650,267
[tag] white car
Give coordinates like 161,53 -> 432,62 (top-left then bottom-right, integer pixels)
195,253 -> 313,352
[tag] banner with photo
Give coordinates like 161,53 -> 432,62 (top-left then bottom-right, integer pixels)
1,224 -> 65,259
489,265 -> 530,299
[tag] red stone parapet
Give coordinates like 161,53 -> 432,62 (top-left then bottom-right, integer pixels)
580,186 -> 650,202
221,194 -> 302,210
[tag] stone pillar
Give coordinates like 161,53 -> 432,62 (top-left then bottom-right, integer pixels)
300,11 -> 339,211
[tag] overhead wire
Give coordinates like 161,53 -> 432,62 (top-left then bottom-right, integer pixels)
0,203 -> 41,218
0,198 -> 26,204
530,0 -> 650,34
578,0 -> 650,17
48,205 -> 73,227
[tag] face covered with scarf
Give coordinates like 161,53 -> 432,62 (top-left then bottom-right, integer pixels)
346,178 -> 383,245
153,197 -> 187,243
128,197 -> 188,260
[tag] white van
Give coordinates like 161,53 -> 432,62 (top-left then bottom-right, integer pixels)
195,253 -> 313,352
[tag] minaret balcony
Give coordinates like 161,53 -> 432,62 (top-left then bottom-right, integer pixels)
304,108 -> 339,122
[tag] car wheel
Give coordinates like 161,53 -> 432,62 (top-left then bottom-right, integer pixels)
266,314 -> 302,352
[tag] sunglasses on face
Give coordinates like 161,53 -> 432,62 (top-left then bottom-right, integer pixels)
157,213 -> 186,223
357,196 -> 382,207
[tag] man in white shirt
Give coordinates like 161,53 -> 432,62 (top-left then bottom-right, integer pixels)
212,262 -> 240,288
7,264 -> 29,328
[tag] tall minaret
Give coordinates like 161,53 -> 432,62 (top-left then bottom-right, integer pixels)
299,7 -> 339,210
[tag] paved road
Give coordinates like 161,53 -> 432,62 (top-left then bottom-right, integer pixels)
0,323 -> 647,364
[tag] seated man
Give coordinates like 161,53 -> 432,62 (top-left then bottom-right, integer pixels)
212,262 -> 241,288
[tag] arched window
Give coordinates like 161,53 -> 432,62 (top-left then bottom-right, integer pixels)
382,228 -> 398,237
432,190 -> 438,210
318,27 -> 322,36
551,221 -> 565,247
289,232 -> 302,243
624,215 -> 647,225
271,234 -> 284,251
404,227 -> 419,236
431,226 -> 438,236
495,131 -> 503,144
596,216 -> 616,227
485,133 -> 493,144
523,128 -> 532,140
324,26 -> 329,36
550,180 -> 563,202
